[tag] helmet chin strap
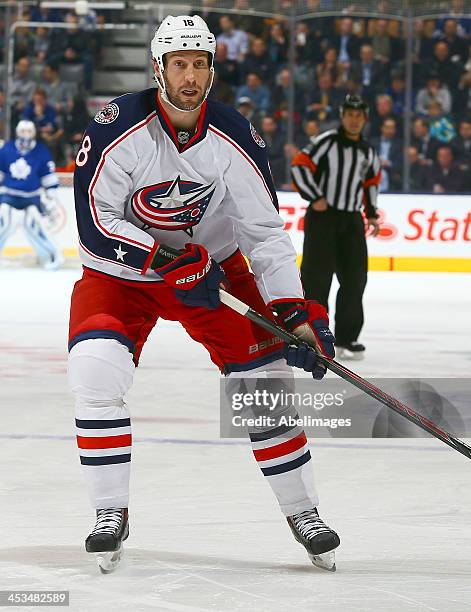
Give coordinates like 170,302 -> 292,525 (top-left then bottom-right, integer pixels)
154,67 -> 214,114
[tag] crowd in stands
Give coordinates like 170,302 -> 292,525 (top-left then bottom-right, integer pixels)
1,3 -> 471,192
0,4 -> 104,169
203,9 -> 471,193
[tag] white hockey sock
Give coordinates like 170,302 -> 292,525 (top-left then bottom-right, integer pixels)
68,339 -> 135,509
226,359 -> 319,516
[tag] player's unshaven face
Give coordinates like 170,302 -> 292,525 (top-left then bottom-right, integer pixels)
158,52 -> 211,111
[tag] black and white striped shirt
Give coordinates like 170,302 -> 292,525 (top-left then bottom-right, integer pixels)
291,127 -> 381,218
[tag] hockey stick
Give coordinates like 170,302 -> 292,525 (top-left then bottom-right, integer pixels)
156,245 -> 471,460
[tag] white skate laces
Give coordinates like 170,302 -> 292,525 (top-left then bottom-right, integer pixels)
90,508 -> 123,536
291,509 -> 332,540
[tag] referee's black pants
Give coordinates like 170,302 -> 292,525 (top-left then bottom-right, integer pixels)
300,206 -> 368,346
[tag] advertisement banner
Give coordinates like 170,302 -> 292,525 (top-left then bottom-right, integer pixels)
3,180 -> 470,272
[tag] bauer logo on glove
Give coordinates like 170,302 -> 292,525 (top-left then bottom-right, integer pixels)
153,242 -> 226,310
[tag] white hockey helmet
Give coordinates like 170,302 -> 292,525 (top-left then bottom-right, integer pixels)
16,120 -> 36,141
15,120 -> 36,151
151,15 -> 216,112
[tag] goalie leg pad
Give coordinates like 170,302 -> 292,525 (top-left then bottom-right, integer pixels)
23,204 -> 60,265
0,203 -> 21,252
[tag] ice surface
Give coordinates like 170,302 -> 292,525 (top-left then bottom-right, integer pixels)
1,268 -> 471,611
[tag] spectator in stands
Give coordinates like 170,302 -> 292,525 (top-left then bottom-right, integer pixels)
411,118 -> 439,163
267,22 -> 288,66
14,10 -> 35,61
416,73 -> 452,116
412,20 -> 435,64
348,44 -> 384,106
48,13 -> 93,90
435,0 -> 471,37
368,94 -> 402,139
236,97 -> 262,131
316,47 -> 345,88
426,145 -> 467,193
10,57 -> 36,124
456,46 -> 471,117
33,27 -> 51,65
62,95 -> 90,156
305,73 -> 342,128
371,19 -> 395,68
386,72 -> 406,115
236,72 -> 271,114
371,118 -> 403,192
259,116 -> 286,188
208,72 -> 235,106
407,146 -> 429,192
42,63 -> 73,113
232,0 -> 265,37
295,21 -> 323,65
23,88 -> 60,138
426,40 -> 463,90
331,17 -> 362,67
272,68 -> 305,116
452,118 -> 471,171
241,38 -> 276,87
31,5 -> 61,22
297,118 -> 320,148
217,15 -> 249,62
22,88 -> 64,160
412,20 -> 436,87
437,19 -> 468,64
428,100 -> 457,143
214,42 -> 239,88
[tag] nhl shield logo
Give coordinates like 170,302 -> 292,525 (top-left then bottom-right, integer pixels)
94,103 -> 120,125
250,123 -> 265,148
131,176 -> 215,236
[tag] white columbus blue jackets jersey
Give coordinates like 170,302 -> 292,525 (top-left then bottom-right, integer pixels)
74,88 -> 303,303
0,140 -> 58,200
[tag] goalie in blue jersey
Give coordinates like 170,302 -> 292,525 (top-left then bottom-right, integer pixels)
0,120 -> 63,269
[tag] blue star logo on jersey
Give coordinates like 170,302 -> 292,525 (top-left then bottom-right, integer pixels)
131,176 -> 215,236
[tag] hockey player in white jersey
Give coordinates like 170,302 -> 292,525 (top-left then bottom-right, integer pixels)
0,120 -> 62,269
68,15 -> 340,573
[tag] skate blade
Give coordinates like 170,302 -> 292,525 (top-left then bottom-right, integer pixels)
309,550 -> 336,572
95,545 -> 124,574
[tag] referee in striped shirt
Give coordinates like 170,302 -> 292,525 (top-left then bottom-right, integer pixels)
291,94 -> 381,360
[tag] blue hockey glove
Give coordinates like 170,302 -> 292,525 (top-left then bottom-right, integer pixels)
154,243 -> 226,310
271,299 -> 335,380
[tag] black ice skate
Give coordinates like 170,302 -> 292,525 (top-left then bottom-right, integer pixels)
85,508 -> 129,574
287,508 -> 340,572
335,341 -> 365,361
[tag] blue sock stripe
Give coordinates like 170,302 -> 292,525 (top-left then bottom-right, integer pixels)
75,418 -> 131,429
68,330 -> 135,353
260,450 -> 311,476
80,454 -> 131,466
249,422 -> 298,442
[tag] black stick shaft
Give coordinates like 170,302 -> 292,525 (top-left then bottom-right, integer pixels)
155,244 -> 471,460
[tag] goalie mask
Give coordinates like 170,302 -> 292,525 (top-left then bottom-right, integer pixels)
16,120 -> 36,152
151,15 -> 216,113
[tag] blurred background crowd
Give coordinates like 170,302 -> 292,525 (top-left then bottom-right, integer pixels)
1,0 -> 471,193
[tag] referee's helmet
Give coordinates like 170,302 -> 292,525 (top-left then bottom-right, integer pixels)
340,94 -> 369,117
